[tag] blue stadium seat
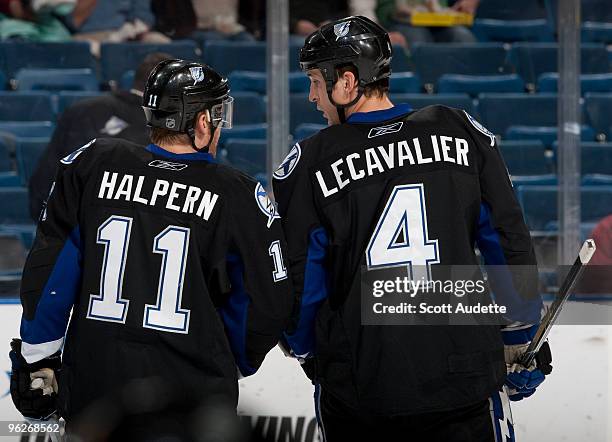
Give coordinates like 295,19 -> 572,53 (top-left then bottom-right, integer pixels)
517,185 -> 612,230
391,45 -> 412,73
392,93 -> 476,115
473,19 -> 553,42
0,121 -> 54,138
0,71 -> 6,90
290,93 -> 326,133
228,71 -> 309,93
294,124 -> 326,141
57,91 -> 106,115
0,187 -> 30,224
0,136 -> 18,186
508,43 -> 610,89
289,40 -> 305,72
582,174 -> 612,186
511,174 -> 557,187
411,43 -> 508,88
390,72 -> 421,94
100,41 -> 199,84
584,93 -> 612,140
537,72 -> 612,93
0,42 -> 94,80
498,140 -> 552,175
437,74 -> 524,96
478,93 -> 558,135
581,143 -> 612,175
582,22 -> 612,44
202,41 -> 265,76
16,68 -> 99,92
476,0 -> 547,20
233,93 -> 266,125
119,70 -> 135,90
218,124 -> 267,148
506,125 -> 595,147
0,92 -> 54,122
222,139 -> 266,177
15,137 -> 48,185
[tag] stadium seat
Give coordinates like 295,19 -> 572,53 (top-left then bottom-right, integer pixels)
0,187 -> 30,224
437,74 -> 524,96
100,41 -> 200,84
0,92 -> 54,122
390,72 -> 421,94
505,125 -> 595,147
498,140 -> 552,175
120,70 -> 135,90
411,43 -> 509,89
16,68 -> 99,92
584,93 -> 612,140
0,137 -> 18,186
290,93 -> 326,133
202,41 -> 266,76
473,19 -> 553,42
0,121 -> 54,138
0,41 -> 94,80
391,45 -> 412,73
57,91 -> 106,116
0,71 -> 5,90
581,143 -> 612,175
476,0 -> 547,20
582,22 -> 612,44
511,174 -> 557,187
228,71 -> 309,94
582,174 -> 612,186
218,124 -> 267,148
392,93 -> 476,115
222,139 -> 266,177
294,124 -> 326,141
477,93 -> 558,135
517,185 -> 612,230
15,137 -> 48,185
507,43 -> 610,89
537,72 -> 612,93
233,93 -> 266,125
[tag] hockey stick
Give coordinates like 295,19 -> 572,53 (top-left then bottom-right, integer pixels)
519,239 -> 597,367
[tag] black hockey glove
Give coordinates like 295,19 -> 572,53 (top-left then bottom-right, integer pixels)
9,338 -> 61,420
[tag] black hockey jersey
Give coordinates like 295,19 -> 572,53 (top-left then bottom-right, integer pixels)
273,104 -> 541,415
19,139 -> 294,420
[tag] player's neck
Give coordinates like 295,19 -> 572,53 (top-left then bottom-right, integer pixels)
345,95 -> 394,119
157,143 -> 217,157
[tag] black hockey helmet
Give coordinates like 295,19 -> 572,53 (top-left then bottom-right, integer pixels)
143,59 -> 233,151
299,16 -> 392,122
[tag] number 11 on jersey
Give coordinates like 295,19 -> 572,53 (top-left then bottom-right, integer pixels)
366,184 -> 440,282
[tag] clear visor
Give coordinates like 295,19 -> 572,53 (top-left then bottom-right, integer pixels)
210,96 -> 234,129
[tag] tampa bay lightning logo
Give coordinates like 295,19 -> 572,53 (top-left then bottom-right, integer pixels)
464,111 -> 496,147
189,66 -> 205,85
255,182 -> 280,228
273,143 -> 301,181
334,21 -> 351,40
60,139 -> 95,164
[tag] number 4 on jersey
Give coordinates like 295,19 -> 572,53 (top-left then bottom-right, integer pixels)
366,184 -> 440,282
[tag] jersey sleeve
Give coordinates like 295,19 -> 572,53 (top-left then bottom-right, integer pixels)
459,111 -> 542,324
19,141 -> 92,363
272,141 -> 329,358
218,179 -> 294,377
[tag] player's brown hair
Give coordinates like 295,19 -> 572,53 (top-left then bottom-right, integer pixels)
336,65 -> 389,99
150,128 -> 191,146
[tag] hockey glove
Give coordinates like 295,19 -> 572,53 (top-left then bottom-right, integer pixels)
9,338 -> 61,420
502,325 -> 553,401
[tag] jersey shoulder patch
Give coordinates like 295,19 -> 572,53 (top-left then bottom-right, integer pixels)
463,111 -> 496,147
273,143 -> 301,181
60,139 -> 96,165
254,182 -> 280,228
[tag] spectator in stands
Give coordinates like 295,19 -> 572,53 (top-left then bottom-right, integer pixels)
151,0 -> 197,40
69,0 -> 170,56
376,0 -> 479,45
28,52 -> 171,220
348,0 -> 408,47
290,0 -> 348,42
190,0 -> 255,42
0,0 -> 73,41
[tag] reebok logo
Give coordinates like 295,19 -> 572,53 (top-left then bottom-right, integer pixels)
148,160 -> 188,171
368,121 -> 403,138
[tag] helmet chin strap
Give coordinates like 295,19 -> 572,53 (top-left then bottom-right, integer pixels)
326,84 -> 364,124
187,110 -> 218,153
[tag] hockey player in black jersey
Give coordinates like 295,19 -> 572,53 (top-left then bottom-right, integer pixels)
274,16 -> 553,441
9,59 -> 294,437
